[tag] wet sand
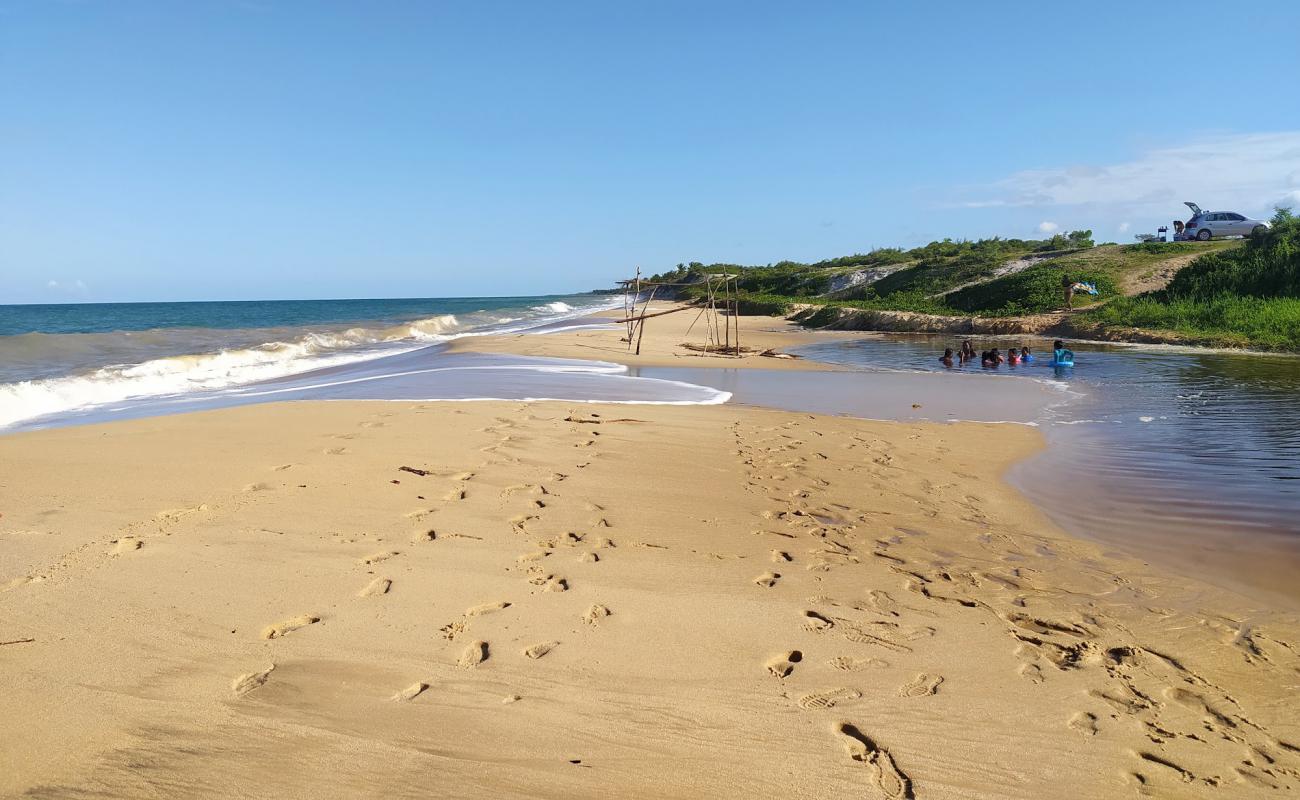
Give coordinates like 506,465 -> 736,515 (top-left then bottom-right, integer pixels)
2,308 -> 1299,798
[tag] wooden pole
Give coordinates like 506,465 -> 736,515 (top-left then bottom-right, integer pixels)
723,277 -> 731,351
733,277 -> 741,356
634,285 -> 658,355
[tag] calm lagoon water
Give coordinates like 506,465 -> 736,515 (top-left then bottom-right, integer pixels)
795,333 -> 1300,603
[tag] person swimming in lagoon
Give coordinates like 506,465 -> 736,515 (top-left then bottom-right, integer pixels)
981,348 -> 1003,367
1020,346 -> 1032,361
1051,339 -> 1075,367
959,340 -> 976,363
1007,347 -> 1021,366
940,347 -> 955,367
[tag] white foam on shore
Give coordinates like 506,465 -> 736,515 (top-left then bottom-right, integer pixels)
0,300 -> 623,430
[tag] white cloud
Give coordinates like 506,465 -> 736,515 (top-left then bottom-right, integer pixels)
954,131 -> 1300,218
1037,221 -> 1059,234
1277,189 -> 1300,209
45,278 -> 89,296
1118,222 -> 1130,233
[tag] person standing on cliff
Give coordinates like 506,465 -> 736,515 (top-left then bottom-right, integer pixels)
1062,275 -> 1075,310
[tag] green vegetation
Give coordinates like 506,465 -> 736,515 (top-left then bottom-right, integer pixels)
1164,209 -> 1299,298
642,217 -> 1300,350
655,231 -> 1231,318
1081,209 -> 1300,351
945,263 -> 1117,316
1086,295 -> 1300,351
733,293 -> 795,316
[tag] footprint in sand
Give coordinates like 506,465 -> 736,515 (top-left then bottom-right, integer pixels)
840,621 -> 931,653
828,656 -> 889,671
577,552 -> 599,563
466,601 -> 511,617
799,688 -> 862,710
765,650 -> 803,678
231,665 -> 275,697
458,640 -> 488,668
1068,711 -> 1099,736
771,550 -> 792,563
835,723 -> 913,800
1021,662 -> 1046,683
359,551 -> 399,565
899,673 -> 943,698
111,537 -> 143,555
583,604 -> 611,625
754,572 -> 781,588
391,682 -> 429,702
802,611 -> 834,632
440,620 -> 467,640
867,589 -> 900,617
523,641 -> 558,660
510,514 -> 539,533
261,615 -> 320,640
357,577 -> 392,598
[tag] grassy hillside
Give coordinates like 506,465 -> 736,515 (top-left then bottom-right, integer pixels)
654,234 -> 1237,319
1083,210 -> 1300,351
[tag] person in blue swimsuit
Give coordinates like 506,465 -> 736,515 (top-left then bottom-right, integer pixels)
1052,340 -> 1074,366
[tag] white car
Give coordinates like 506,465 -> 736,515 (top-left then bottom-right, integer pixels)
1181,202 -> 1269,240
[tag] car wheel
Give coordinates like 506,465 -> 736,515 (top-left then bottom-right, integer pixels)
1252,225 -> 1267,237
1196,229 -> 1212,241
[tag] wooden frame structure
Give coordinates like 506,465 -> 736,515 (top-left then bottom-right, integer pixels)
617,269 -> 742,357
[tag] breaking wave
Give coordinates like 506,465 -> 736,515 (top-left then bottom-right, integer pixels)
0,297 -> 617,429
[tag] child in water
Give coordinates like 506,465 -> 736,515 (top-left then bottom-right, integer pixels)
1007,347 -> 1021,366
940,348 -> 954,367
1052,340 -> 1074,365
1021,346 -> 1032,361
982,348 -> 1003,367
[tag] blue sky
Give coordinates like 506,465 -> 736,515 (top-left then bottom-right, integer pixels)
3,0 -> 1299,303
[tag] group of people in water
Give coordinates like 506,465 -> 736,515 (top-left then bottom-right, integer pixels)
940,339 -> 1073,369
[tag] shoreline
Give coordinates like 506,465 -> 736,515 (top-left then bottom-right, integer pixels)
456,304 -> 1300,609
2,306 -> 1298,797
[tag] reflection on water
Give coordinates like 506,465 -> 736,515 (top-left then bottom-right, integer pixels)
797,333 -> 1300,602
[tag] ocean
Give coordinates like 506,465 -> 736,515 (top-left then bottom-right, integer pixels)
0,294 -> 630,429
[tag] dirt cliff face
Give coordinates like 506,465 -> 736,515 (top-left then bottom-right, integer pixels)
787,304 -> 1223,348
789,305 -> 1048,335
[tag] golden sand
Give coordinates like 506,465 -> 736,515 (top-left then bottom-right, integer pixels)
2,312 -> 1298,798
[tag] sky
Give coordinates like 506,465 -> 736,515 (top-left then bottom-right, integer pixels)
3,0 -> 1300,304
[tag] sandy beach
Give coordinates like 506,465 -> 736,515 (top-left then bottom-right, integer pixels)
3,312 -> 1299,799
